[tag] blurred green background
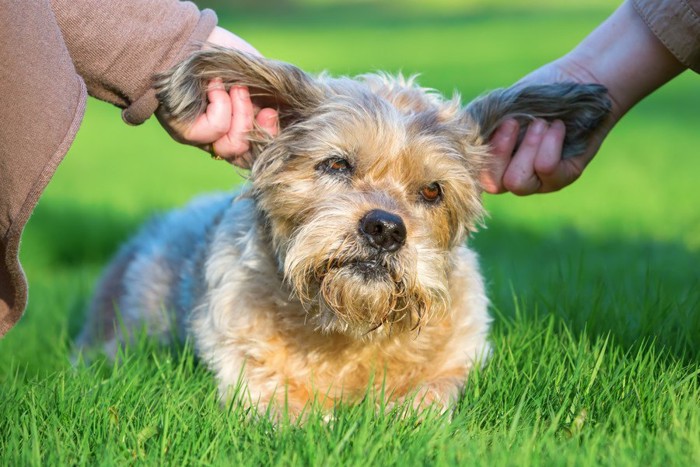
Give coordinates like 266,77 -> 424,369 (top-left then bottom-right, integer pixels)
5,0 -> 699,367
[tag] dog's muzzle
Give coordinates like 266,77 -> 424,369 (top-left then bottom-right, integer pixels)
359,209 -> 406,253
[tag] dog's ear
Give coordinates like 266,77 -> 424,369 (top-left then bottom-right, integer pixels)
464,83 -> 611,159
154,46 -> 324,132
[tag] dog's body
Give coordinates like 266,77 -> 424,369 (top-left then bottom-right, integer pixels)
79,49 -> 610,417
81,191 -> 490,414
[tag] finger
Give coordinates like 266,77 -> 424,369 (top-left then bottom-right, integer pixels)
228,108 -> 279,169
533,120 -> 574,192
185,79 -> 232,144
256,108 -> 279,138
533,119 -> 565,175
481,119 -> 519,194
536,152 -> 587,194
503,119 -> 546,196
216,86 -> 255,158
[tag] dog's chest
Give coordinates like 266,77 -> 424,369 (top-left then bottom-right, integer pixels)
238,311 -> 458,402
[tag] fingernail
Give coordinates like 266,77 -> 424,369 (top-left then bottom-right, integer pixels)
531,119 -> 546,134
208,79 -> 225,91
237,87 -> 249,99
504,119 -> 518,134
261,113 -> 277,125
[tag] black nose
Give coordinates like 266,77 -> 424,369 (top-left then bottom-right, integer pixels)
359,209 -> 407,253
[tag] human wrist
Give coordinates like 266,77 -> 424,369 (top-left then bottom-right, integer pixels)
204,26 -> 261,57
563,0 -> 685,118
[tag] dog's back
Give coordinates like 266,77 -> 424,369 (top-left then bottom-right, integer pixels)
77,193 -> 234,354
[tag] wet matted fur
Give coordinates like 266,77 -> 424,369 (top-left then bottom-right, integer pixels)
78,48 -> 610,418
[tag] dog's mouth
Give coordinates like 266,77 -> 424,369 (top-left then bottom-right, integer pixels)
348,258 -> 385,278
326,255 -> 397,281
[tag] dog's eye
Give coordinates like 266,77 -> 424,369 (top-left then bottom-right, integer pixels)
317,157 -> 353,175
420,182 -> 443,204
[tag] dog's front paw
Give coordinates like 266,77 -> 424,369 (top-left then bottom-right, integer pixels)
386,378 -> 462,418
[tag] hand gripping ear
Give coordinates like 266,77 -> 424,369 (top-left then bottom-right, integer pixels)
464,82 -> 611,159
154,46 -> 325,129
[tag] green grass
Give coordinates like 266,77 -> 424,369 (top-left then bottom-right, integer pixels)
2,2 -> 699,465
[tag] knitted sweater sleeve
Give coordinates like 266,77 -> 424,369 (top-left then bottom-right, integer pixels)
632,0 -> 700,73
50,0 -> 217,124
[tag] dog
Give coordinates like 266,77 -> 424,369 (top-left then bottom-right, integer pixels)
77,48 -> 610,419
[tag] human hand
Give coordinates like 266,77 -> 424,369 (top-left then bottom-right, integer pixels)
481,0 -> 685,195
481,60 -> 617,195
157,27 -> 279,168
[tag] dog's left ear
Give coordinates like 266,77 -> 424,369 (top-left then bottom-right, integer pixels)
154,46 -> 324,136
463,83 -> 611,159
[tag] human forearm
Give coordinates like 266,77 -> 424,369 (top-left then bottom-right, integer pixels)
560,0 -> 686,118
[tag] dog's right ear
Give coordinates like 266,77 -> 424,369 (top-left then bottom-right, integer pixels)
464,83 -> 611,159
154,46 -> 324,131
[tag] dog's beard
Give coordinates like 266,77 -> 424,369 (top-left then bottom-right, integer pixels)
283,215 -> 450,338
318,258 -> 420,334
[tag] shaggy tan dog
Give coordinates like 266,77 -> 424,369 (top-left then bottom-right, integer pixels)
78,48 -> 609,418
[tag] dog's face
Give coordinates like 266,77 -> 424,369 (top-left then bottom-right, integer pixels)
155,48 -> 610,338
251,75 -> 486,336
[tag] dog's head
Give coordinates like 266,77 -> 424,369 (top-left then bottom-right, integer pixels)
156,48 -> 609,338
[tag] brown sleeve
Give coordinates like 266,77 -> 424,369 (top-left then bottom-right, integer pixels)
632,0 -> 700,73
49,0 -> 217,124
1,0 -> 87,336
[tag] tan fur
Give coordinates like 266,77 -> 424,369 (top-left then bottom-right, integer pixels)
81,49 -> 609,420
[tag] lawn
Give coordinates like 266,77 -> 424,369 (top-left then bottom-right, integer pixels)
1,1 -> 699,465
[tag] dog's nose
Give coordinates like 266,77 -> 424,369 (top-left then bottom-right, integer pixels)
359,209 -> 407,253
